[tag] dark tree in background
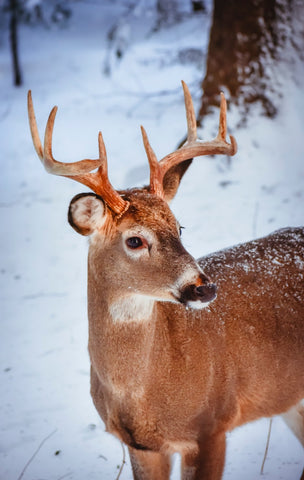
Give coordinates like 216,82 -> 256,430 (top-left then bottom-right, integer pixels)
156,0 -> 206,28
9,0 -> 22,86
3,0 -> 72,87
6,0 -> 304,107
200,0 -> 304,121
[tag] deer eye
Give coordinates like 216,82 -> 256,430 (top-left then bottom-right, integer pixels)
126,236 -> 144,249
179,226 -> 185,236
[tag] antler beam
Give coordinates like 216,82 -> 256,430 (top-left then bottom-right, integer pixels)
27,91 -> 129,216
141,81 -> 237,198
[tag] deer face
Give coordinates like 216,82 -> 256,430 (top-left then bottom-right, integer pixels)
68,190 -> 217,314
28,81 -> 236,320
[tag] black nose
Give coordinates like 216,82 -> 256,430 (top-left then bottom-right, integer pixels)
179,281 -> 217,306
194,283 -> 217,303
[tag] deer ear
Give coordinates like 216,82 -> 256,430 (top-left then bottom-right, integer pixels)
162,159 -> 192,202
68,193 -> 107,236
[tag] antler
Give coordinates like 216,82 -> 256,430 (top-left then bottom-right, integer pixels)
141,81 -> 237,198
27,91 -> 129,216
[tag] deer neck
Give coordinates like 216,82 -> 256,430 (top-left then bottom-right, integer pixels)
87,270 -> 159,398
108,294 -> 155,324
87,266 -> 158,349
88,278 -> 156,326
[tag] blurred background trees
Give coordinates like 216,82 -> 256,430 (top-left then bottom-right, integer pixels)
3,0 -> 72,86
2,0 -> 304,120
200,0 -> 304,122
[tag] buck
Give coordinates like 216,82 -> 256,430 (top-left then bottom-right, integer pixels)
28,82 -> 304,480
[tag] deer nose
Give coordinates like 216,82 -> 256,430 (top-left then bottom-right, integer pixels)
194,283 -> 217,303
178,274 -> 217,308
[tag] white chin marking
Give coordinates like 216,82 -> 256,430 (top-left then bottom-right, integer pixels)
186,300 -> 211,310
109,295 -> 154,323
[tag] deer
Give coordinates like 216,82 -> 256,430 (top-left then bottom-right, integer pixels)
27,82 -> 304,480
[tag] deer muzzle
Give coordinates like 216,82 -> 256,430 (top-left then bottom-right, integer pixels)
179,275 -> 217,309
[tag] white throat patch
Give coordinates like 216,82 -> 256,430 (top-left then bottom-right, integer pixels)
109,295 -> 155,323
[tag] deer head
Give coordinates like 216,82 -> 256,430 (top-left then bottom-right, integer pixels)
27,82 -> 237,314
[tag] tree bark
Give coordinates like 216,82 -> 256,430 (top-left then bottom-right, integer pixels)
9,0 -> 22,86
200,0 -> 303,121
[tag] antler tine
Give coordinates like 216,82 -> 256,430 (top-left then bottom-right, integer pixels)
140,126 -> 163,197
216,92 -> 238,153
27,91 -> 129,216
98,131 -> 107,169
28,91 -> 102,175
65,132 -> 129,216
27,90 -> 44,160
43,105 -> 66,174
140,126 -> 158,169
181,80 -> 197,144
94,132 -> 130,215
44,103 -> 103,175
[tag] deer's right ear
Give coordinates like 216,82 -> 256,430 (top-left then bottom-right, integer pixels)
68,193 -> 107,236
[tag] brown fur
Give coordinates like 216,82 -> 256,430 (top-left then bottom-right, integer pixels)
69,190 -> 304,480
29,85 -> 303,478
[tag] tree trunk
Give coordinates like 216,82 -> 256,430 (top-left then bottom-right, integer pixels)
9,0 -> 22,86
200,0 -> 303,121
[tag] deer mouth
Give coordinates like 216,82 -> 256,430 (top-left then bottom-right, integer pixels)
178,282 -> 217,309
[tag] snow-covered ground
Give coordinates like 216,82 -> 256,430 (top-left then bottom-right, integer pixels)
0,1 -> 303,479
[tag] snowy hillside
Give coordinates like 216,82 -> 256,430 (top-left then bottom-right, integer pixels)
0,1 -> 303,479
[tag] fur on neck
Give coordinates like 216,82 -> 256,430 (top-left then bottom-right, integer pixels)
109,294 -> 155,323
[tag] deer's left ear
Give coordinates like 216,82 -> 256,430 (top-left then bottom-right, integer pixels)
68,193 -> 107,236
162,159 -> 192,202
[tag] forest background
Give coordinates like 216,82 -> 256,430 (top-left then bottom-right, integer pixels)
1,1 -> 304,479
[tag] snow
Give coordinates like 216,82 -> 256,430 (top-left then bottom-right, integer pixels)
0,1 -> 303,479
